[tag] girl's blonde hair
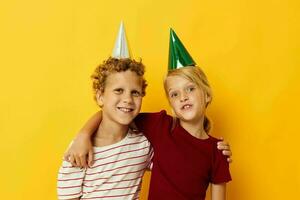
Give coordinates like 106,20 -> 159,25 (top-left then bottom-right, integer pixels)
163,66 -> 213,133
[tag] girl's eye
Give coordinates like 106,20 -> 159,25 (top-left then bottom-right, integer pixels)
132,90 -> 141,97
186,86 -> 195,93
114,88 -> 123,94
170,92 -> 178,98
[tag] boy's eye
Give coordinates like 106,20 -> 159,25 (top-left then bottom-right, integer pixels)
132,90 -> 141,97
114,88 -> 123,94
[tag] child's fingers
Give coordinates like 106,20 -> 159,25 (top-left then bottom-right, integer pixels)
69,155 -> 76,166
88,150 -> 94,167
218,144 -> 230,151
217,141 -> 230,150
63,152 -> 70,161
80,155 -> 88,168
218,138 -> 233,163
227,157 -> 233,163
222,150 -> 232,156
217,140 -> 229,147
74,156 -> 81,167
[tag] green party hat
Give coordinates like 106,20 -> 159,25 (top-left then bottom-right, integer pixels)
168,28 -> 196,70
112,21 -> 131,58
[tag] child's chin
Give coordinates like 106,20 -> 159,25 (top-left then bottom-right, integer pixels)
117,118 -> 135,126
180,114 -> 195,122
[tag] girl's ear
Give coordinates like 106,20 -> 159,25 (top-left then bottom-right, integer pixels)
96,90 -> 104,107
205,93 -> 212,107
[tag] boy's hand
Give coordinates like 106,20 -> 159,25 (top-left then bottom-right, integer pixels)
217,138 -> 233,163
64,133 -> 94,168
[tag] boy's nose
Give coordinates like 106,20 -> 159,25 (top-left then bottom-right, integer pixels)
122,93 -> 133,104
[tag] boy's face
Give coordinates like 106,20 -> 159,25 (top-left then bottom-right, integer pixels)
165,75 -> 208,123
98,70 -> 143,126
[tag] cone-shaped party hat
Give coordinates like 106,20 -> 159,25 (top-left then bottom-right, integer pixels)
168,28 -> 196,70
112,21 -> 131,58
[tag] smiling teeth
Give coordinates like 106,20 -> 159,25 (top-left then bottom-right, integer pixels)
119,107 -> 133,112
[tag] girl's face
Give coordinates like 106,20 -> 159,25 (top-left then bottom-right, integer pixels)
165,75 -> 208,124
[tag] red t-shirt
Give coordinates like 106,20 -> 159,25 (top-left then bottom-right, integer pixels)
135,110 -> 231,200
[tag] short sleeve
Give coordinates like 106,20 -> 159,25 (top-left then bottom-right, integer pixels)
57,160 -> 86,199
210,142 -> 232,184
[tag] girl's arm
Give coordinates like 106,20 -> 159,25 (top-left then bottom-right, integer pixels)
64,111 -> 102,167
64,111 -> 233,167
211,183 -> 226,200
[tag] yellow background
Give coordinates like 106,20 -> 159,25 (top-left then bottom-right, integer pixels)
1,0 -> 299,199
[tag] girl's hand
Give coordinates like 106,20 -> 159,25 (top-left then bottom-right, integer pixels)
217,138 -> 233,163
64,133 -> 94,168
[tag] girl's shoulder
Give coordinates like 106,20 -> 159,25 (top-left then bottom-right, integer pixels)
208,135 -> 222,143
138,110 -> 173,121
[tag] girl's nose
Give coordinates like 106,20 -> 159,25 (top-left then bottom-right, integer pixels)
180,92 -> 189,102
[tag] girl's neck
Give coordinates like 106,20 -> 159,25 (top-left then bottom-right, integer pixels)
179,116 -> 209,139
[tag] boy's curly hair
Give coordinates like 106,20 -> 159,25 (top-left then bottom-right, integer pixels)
91,57 -> 147,101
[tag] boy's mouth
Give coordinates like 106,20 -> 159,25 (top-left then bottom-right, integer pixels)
117,107 -> 134,113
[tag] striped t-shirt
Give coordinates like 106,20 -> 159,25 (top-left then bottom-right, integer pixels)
57,131 -> 153,200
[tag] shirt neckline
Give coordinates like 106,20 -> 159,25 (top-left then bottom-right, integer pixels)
92,129 -> 132,150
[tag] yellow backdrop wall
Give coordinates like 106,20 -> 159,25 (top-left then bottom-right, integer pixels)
1,0 -> 299,199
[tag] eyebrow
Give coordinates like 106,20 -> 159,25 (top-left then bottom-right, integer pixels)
168,88 -> 174,92
168,83 -> 194,91
186,82 -> 196,86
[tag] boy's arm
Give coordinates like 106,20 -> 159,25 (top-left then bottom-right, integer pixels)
211,183 -> 226,200
64,111 -> 102,167
217,139 -> 233,163
57,159 -> 85,199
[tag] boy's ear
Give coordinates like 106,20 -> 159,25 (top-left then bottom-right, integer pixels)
96,90 -> 104,107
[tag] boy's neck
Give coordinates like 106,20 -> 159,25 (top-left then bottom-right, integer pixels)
93,117 -> 129,147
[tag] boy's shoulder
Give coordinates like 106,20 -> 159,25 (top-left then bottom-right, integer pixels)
127,130 -> 148,141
